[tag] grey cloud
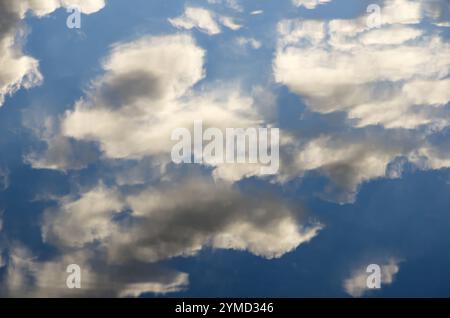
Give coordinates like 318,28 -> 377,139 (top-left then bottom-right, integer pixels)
25,136 -> 100,172
22,111 -> 100,171
32,33 -> 272,184
0,175 -> 322,297
0,245 -> 188,297
278,127 -> 422,203
424,0 -> 450,25
42,178 -> 322,264
97,71 -> 168,108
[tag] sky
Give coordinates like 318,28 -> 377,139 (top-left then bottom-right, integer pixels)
0,0 -> 449,298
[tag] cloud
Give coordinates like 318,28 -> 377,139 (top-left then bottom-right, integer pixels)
278,128 -> 420,202
0,245 -> 188,297
250,10 -> 263,16
169,6 -> 245,35
28,1 -> 450,205
292,0 -> 332,9
169,7 -> 221,35
27,34 -> 205,165
0,175 -> 321,297
23,114 -> 100,171
17,32 -> 322,296
236,37 -> 262,49
220,16 -> 242,30
275,0 -> 450,129
344,258 -> 400,297
25,0 -> 450,207
42,178 -> 321,264
0,0 -> 106,107
422,0 -> 450,26
28,33 -> 275,182
273,0 -> 450,202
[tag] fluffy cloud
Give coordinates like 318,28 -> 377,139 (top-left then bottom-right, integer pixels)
0,245 -> 188,297
17,32 -> 322,296
275,0 -> 450,129
26,34 -> 204,169
29,33 -> 274,182
274,0 -> 450,202
344,259 -> 400,297
42,179 -> 321,263
0,0 -> 106,107
24,0 -> 450,206
0,176 -> 321,297
278,129 -> 420,202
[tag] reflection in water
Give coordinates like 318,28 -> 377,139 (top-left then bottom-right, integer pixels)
0,0 -> 449,297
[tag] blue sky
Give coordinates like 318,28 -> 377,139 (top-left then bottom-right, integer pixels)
0,0 -> 449,297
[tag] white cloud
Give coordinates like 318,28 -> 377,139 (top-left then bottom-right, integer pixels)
42,179 -> 322,264
43,34 -> 206,161
169,7 -> 244,35
220,16 -> 242,30
24,0 -> 450,207
169,7 -> 221,35
43,184 -> 125,248
292,0 -> 331,9
276,1 -> 449,129
250,10 -> 263,15
277,19 -> 325,46
44,33 -> 273,182
402,79 -> 450,106
0,0 -> 106,107
19,31 -> 322,296
344,259 -> 400,297
278,129 -> 420,202
275,28 -> 450,128
0,245 -> 189,297
359,26 -> 423,45
273,0 -> 450,202
2,175 -> 321,296
435,22 -> 450,27
0,35 -> 42,107
376,0 -> 423,26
